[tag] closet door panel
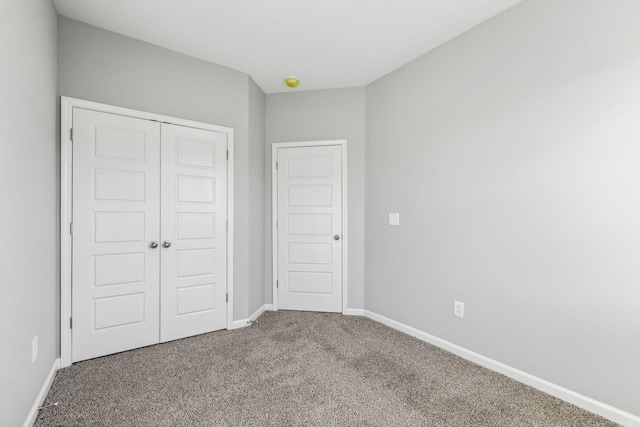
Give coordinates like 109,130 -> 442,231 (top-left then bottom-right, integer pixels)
160,123 -> 228,342
72,108 -> 161,362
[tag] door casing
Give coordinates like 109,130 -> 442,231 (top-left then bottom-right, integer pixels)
271,140 -> 348,313
60,96 -> 235,368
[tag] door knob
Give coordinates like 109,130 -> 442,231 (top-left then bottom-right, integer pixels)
148,241 -> 159,249
162,240 -> 172,248
334,235 -> 341,240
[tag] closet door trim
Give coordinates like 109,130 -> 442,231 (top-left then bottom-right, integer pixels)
60,96 -> 235,368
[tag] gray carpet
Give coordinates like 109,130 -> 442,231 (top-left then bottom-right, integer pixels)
35,311 -> 617,426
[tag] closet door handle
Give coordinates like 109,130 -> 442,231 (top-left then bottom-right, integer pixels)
149,241 -> 159,249
162,240 -> 172,248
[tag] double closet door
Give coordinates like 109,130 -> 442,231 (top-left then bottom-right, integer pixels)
72,108 -> 228,362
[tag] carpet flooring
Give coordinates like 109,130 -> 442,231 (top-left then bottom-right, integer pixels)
35,310 -> 618,426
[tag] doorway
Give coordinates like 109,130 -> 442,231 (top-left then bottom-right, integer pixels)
271,140 -> 347,313
60,97 -> 235,366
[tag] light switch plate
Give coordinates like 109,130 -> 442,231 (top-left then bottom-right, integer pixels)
388,213 -> 400,226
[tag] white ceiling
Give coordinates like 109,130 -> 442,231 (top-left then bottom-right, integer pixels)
53,0 -> 522,94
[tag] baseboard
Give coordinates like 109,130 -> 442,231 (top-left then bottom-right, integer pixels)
343,308 -> 364,316
363,310 -> 640,427
229,319 -> 251,329
229,304 -> 273,330
249,304 -> 270,321
24,358 -> 60,427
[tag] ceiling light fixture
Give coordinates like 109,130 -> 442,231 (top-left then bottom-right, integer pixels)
284,77 -> 300,88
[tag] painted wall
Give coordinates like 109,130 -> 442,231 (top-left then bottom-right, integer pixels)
248,78 -> 266,316
58,17 -> 261,320
0,1 -> 59,425
265,88 -> 366,310
365,0 -> 640,416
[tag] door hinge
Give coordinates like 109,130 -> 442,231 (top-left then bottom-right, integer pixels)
226,221 -> 229,232
226,150 -> 229,160
69,222 -> 73,235
70,128 -> 73,141
226,293 -> 229,303
69,317 -> 72,329
276,161 -> 278,170
276,220 -> 278,229
276,280 -> 279,289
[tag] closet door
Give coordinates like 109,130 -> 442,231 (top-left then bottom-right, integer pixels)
160,123 -> 228,342
72,108 -> 161,362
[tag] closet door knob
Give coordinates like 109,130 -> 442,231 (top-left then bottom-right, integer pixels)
149,241 -> 159,249
162,240 -> 172,248
334,235 -> 341,240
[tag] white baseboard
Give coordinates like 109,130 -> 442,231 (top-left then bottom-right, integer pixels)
229,304 -> 273,330
363,310 -> 640,427
343,308 -> 364,316
249,304 -> 270,321
24,358 -> 60,427
229,319 -> 251,329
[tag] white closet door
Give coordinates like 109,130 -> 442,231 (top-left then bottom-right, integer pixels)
72,108 -> 161,362
277,145 -> 343,312
160,123 -> 228,342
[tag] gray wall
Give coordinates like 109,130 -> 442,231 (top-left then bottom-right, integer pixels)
265,88 -> 366,309
365,0 -> 640,416
0,1 -> 58,425
248,78 -> 266,315
58,16 -> 261,320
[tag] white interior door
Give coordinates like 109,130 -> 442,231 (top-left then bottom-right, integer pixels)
276,145 -> 343,312
72,108 -> 230,362
160,123 -> 228,341
72,108 -> 161,362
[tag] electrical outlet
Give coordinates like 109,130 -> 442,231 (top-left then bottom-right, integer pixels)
32,336 -> 38,363
453,301 -> 464,318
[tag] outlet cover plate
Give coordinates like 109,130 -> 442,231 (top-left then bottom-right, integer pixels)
453,301 -> 464,318
32,336 -> 38,363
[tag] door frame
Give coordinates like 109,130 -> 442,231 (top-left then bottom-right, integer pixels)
271,140 -> 348,313
60,96 -> 235,368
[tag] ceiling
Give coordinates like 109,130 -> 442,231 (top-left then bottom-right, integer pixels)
53,0 -> 522,94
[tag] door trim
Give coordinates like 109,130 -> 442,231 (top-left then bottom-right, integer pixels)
60,96 -> 235,368
271,140 -> 348,313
